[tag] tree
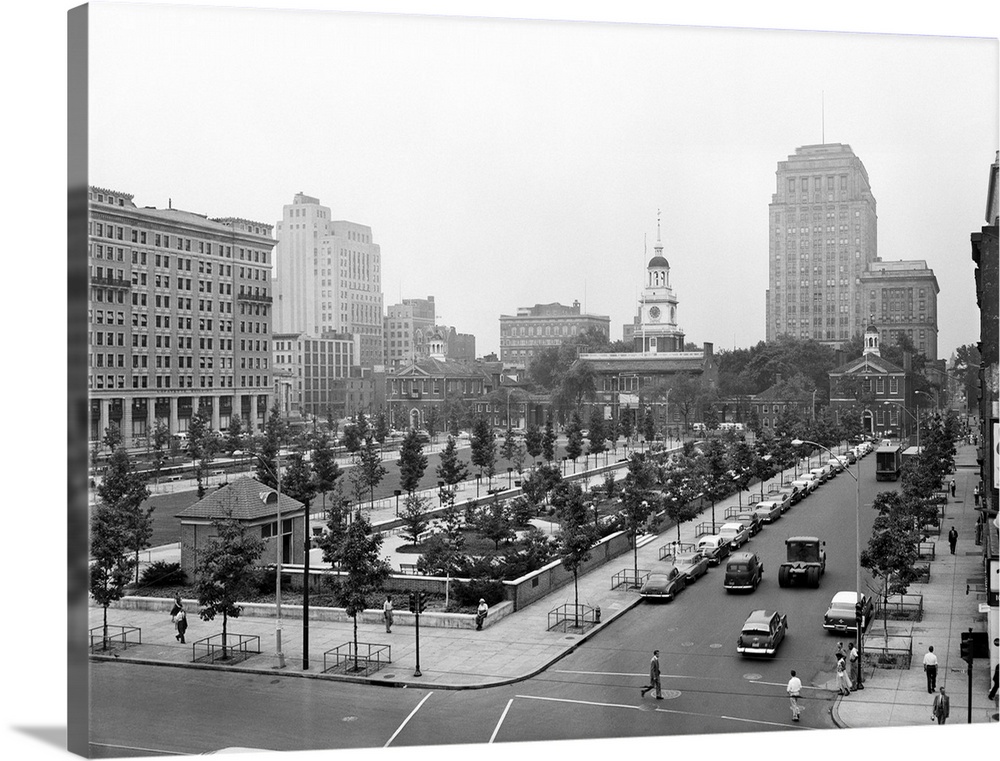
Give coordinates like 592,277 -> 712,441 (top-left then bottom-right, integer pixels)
102,422 -> 123,453
619,409 -> 635,446
641,406 -> 656,442
698,438 -> 731,534
560,361 -> 597,414
89,500 -> 137,650
425,405 -> 440,440
353,410 -> 370,440
399,493 -> 431,546
522,463 -> 562,507
187,406 -> 215,498
194,508 -> 266,660
97,447 -> 153,584
436,436 -> 470,508
661,455 -> 701,542
553,481 -> 600,626
311,433 -> 343,517
256,402 -> 285,489
542,418 -> 557,462
223,415 -> 245,456
525,422 -> 543,462
619,454 -> 659,584
316,487 -> 350,568
341,424 -> 362,458
587,408 -> 608,460
373,409 -> 390,444
356,436 -> 388,509
150,421 -> 171,486
331,511 -> 391,671
669,373 -> 705,432
397,428 -> 428,495
953,343 -> 981,413
860,492 -> 922,639
499,427 -> 519,463
471,496 -> 515,550
470,417 -> 497,486
564,411 -> 584,465
728,440 -> 755,510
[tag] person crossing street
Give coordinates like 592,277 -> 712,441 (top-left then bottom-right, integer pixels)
786,670 -> 803,722
640,650 -> 663,699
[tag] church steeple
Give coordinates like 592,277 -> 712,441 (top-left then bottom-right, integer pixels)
863,317 -> 881,357
634,212 -> 683,354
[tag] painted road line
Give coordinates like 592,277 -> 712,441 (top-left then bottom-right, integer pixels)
553,669 -> 722,681
654,707 -> 807,728
516,694 -> 640,711
489,699 -> 514,744
384,691 -> 434,748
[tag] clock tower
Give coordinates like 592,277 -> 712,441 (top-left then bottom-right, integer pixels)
633,213 -> 684,353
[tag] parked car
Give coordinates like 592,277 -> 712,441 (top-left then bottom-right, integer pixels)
737,609 -> 788,656
640,567 -> 687,602
809,465 -> 832,483
674,551 -> 711,582
733,512 -> 763,537
696,535 -> 732,565
801,472 -> 822,491
823,590 -> 874,633
753,500 -> 782,524
724,551 -> 764,592
790,477 -> 816,496
771,490 -> 792,513
826,457 -> 844,474
718,522 -> 750,550
845,450 -> 857,464
778,484 -> 801,505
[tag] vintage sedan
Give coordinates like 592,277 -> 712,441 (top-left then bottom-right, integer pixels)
733,512 -> 763,537
823,590 -> 874,633
753,500 -> 782,524
737,609 -> 788,656
640,567 -> 687,602
791,477 -> 817,495
696,535 -> 732,565
778,485 -> 801,506
675,550 -> 711,582
718,522 -> 750,550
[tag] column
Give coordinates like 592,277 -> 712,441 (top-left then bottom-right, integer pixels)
250,394 -> 259,434
100,398 -> 112,440
122,397 -> 133,448
146,396 -> 156,438
169,397 -> 179,436
211,394 -> 221,432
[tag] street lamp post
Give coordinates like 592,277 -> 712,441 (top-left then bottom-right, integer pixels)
794,438 -> 863,690
252,450 -> 286,670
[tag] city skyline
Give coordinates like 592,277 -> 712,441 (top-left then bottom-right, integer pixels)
86,4 -> 997,363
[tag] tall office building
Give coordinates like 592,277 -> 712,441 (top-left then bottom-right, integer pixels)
499,301 -> 610,370
87,186 -> 275,446
860,259 -> 939,361
766,143 -> 878,347
384,296 -> 437,370
274,192 -> 384,367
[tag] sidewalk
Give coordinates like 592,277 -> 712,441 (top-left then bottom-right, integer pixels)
833,443 -> 998,727
89,441 -> 838,688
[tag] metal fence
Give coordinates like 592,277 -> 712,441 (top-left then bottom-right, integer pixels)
89,624 -> 141,653
917,541 -> 936,560
912,561 -> 931,584
547,603 -> 600,632
862,632 -> 913,670
322,642 -> 392,677
658,541 -> 696,561
874,593 -> 924,621
190,633 -> 261,665
611,568 -> 650,590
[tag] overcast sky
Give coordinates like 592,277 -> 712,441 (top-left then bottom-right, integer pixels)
86,1 -> 998,362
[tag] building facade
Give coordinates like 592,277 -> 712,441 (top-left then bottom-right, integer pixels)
384,296 -> 436,370
272,331 -> 356,420
827,323 -> 913,441
766,143 -> 878,347
87,187 -> 275,447
499,301 -> 610,370
273,192 -> 384,367
860,259 -> 940,361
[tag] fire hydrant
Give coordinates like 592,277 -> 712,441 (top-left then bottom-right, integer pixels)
594,606 -> 601,624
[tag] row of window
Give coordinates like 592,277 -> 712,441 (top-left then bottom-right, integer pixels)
91,221 -> 270,264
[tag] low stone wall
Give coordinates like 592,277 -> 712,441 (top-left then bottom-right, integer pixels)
110,595 -> 513,630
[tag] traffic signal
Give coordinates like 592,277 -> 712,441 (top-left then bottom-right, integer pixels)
855,601 -> 865,627
959,631 -> 974,664
408,592 -> 417,613
417,591 -> 427,614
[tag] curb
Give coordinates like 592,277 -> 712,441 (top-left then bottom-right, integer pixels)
90,594 -> 646,691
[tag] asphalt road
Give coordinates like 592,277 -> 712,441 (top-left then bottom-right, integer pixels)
90,453 -> 898,755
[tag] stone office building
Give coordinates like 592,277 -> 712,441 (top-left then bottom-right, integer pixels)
500,301 -> 610,370
87,186 -> 275,448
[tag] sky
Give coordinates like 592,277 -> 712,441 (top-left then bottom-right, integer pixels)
84,1 -> 998,362
3,3 -> 997,761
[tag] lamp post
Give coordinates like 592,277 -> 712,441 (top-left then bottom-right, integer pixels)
251,450 -> 286,670
394,489 -> 401,517
794,437 -> 863,690
885,401 -> 919,451
507,467 -> 513,489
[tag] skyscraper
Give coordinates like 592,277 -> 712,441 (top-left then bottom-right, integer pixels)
274,192 -> 384,366
766,143 -> 878,347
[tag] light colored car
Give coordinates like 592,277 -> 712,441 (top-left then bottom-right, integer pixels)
675,551 -> 711,582
823,590 -> 874,633
791,478 -> 816,495
826,457 -> 845,474
696,535 -> 732,565
737,609 -> 788,656
801,472 -> 822,491
718,522 -> 750,550
809,465 -> 832,483
753,500 -> 782,523
770,491 -> 792,513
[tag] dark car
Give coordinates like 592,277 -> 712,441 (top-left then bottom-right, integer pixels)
737,609 -> 788,656
753,500 -> 782,524
675,551 -> 711,582
823,591 -> 874,633
640,567 -> 687,602
733,512 -> 763,537
696,535 -> 732,566
724,551 -> 764,592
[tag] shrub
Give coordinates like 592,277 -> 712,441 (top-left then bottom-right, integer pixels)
452,578 -> 505,608
138,561 -> 187,588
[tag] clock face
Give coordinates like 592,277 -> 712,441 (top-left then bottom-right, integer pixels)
649,306 -> 661,321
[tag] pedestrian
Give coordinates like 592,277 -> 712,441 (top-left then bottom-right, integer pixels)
932,686 -> 950,724
836,656 -> 852,696
475,598 -> 489,630
949,478 -> 956,497
786,670 -> 803,722
923,646 -> 939,693
170,596 -> 183,640
976,513 -> 984,545
834,641 -> 845,663
640,650 -> 663,699
848,643 -> 859,689
172,599 -> 188,644
383,595 -> 394,633
989,664 -> 999,701
948,526 -> 958,555
974,483 -> 981,506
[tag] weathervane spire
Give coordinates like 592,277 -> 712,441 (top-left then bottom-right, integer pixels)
657,208 -> 662,243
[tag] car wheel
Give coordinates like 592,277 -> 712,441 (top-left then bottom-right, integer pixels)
778,566 -> 789,587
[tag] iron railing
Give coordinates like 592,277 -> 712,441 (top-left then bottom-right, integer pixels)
322,642 -> 392,677
190,633 -> 261,665
89,624 -> 141,652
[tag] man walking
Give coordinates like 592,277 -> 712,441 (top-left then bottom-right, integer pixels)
948,526 -> 958,555
950,478 -> 956,497
932,686 -> 950,724
848,643 -> 860,690
786,670 -> 803,722
640,650 -> 663,699
923,646 -> 939,693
